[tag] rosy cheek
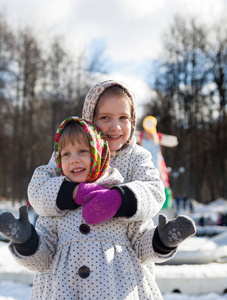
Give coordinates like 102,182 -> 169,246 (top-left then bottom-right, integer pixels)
98,124 -> 106,132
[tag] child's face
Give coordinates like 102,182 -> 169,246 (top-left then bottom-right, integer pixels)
61,140 -> 91,182
94,95 -> 131,152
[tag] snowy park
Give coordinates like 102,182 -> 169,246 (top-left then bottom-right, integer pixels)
0,0 -> 226,298
0,198 -> 227,299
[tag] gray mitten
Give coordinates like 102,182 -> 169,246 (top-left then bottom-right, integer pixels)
157,213 -> 196,248
0,206 -> 32,244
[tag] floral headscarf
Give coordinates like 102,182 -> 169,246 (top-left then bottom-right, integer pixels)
82,80 -> 137,149
54,116 -> 110,183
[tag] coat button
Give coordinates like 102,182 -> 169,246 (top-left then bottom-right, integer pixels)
78,266 -> 90,278
79,223 -> 90,234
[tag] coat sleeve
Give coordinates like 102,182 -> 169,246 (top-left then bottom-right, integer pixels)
28,153 -> 67,216
120,145 -> 165,221
126,219 -> 177,264
8,216 -> 58,273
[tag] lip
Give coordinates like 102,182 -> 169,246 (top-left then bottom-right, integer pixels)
71,168 -> 86,173
107,135 -> 122,140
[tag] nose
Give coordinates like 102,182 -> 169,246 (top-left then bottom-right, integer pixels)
110,120 -> 121,131
70,153 -> 80,163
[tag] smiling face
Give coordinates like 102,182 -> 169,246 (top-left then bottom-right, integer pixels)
60,138 -> 91,182
94,94 -> 132,154
57,122 -> 92,182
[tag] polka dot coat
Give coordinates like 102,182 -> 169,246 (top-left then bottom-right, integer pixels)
21,137 -> 172,299
9,204 -> 175,300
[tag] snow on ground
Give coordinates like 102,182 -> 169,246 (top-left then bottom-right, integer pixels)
0,239 -> 227,299
0,281 -> 32,300
0,199 -> 227,299
1,277 -> 227,300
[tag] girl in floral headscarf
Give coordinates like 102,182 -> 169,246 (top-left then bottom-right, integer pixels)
54,116 -> 110,182
53,116 -> 124,223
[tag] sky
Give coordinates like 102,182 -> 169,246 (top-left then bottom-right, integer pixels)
1,0 -> 226,64
0,0 -> 227,113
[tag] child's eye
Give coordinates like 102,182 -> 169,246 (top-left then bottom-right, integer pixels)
120,116 -> 129,120
100,116 -> 109,120
80,149 -> 89,153
62,152 -> 70,157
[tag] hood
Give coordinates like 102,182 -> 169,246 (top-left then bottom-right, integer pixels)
82,80 -> 137,147
54,116 -> 110,183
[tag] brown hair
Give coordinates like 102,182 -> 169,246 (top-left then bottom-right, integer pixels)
58,121 -> 90,155
100,85 -> 131,100
94,85 -> 132,119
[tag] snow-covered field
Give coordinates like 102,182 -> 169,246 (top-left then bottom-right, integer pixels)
2,280 -> 226,300
0,199 -> 227,299
0,286 -> 226,300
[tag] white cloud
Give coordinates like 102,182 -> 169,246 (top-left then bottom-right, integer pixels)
0,0 -> 226,96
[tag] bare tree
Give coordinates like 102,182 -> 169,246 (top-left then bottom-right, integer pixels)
8,29 -> 44,203
143,15 -> 227,203
0,16 -> 110,204
206,25 -> 227,198
0,16 -> 16,201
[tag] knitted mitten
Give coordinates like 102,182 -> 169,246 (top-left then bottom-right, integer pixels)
157,213 -> 196,248
75,183 -> 109,206
82,189 -> 122,224
0,206 -> 32,244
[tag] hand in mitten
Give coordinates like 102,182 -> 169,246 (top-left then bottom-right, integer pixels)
157,213 -> 196,248
0,206 -> 32,244
75,183 -> 110,206
82,189 -> 122,225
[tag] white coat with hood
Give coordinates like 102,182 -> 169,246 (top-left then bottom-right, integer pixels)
28,80 -> 166,221
9,114 -> 176,300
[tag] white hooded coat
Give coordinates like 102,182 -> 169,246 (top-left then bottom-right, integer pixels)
10,80 -> 176,299
28,80 -> 166,220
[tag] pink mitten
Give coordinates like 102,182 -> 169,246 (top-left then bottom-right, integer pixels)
75,183 -> 109,206
82,189 -> 122,224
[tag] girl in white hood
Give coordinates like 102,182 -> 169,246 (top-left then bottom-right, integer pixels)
28,80 -> 166,222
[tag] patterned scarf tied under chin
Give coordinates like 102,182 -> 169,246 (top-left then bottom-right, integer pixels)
54,116 -> 110,183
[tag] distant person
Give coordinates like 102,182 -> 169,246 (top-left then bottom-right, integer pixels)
199,216 -> 205,226
182,194 -> 187,210
189,198 -> 194,214
217,212 -> 223,226
222,213 -> 227,226
175,195 -> 181,212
